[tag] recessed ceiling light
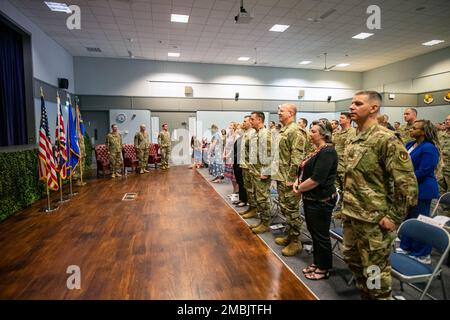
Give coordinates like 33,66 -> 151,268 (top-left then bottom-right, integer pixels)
422,40 -> 444,46
352,32 -> 374,40
336,63 -> 350,67
44,1 -> 71,13
168,52 -> 180,57
238,57 -> 250,61
299,60 -> 312,65
269,24 -> 290,32
171,14 -> 189,23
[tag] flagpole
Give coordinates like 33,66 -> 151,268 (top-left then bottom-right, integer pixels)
58,172 -> 69,203
45,184 -> 58,212
40,87 -> 57,213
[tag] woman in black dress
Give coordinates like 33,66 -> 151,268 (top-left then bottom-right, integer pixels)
293,121 -> 338,280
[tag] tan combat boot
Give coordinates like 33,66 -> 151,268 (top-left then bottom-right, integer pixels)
275,236 -> 290,246
115,172 -> 122,177
111,173 -> 116,178
239,207 -> 253,215
139,169 -> 145,174
281,239 -> 303,256
252,222 -> 270,234
242,209 -> 258,219
249,221 -> 261,229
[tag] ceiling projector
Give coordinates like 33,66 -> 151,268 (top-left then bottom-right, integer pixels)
234,8 -> 253,24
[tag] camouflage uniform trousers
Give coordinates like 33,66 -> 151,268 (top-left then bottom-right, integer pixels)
109,151 -> 122,174
137,148 -> 149,171
342,217 -> 396,300
277,181 -> 302,237
160,146 -> 170,168
242,168 -> 256,209
250,175 -> 271,223
438,171 -> 450,216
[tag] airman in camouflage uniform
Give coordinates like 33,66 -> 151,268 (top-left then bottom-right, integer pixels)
342,91 -> 418,300
438,115 -> 450,215
332,112 -> 356,192
158,123 -> 171,170
134,124 -> 150,174
248,112 -> 272,234
106,124 -> 123,178
240,116 -> 257,218
398,107 -> 417,145
272,104 -> 306,256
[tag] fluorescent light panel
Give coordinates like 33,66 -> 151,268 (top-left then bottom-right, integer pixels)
44,1 -> 71,13
238,57 -> 250,61
336,63 -> 350,67
269,24 -> 290,32
422,40 -> 444,46
299,60 -> 312,65
171,14 -> 189,23
352,32 -> 374,39
168,52 -> 180,57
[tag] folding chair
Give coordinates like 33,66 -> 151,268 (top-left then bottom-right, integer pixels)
269,185 -> 286,232
391,218 -> 450,300
431,192 -> 450,217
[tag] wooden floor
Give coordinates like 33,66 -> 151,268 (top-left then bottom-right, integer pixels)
0,166 -> 315,300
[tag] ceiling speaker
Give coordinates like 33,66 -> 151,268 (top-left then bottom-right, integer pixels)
298,89 -> 305,99
58,78 -> 69,89
184,86 -> 193,95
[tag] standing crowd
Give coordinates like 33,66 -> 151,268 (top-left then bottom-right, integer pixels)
197,90 -> 450,299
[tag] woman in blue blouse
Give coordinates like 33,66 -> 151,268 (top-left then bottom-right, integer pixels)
399,120 -> 440,263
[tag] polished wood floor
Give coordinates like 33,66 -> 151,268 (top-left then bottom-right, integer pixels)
0,166 -> 315,300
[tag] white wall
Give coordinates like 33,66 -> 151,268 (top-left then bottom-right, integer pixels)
109,109 -> 151,145
74,57 -> 361,101
363,47 -> 450,93
0,0 -> 74,92
384,106 -> 450,124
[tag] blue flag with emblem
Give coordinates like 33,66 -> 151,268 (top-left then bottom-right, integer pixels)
66,99 -> 80,177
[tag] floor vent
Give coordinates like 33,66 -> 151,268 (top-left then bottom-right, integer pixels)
122,193 -> 137,201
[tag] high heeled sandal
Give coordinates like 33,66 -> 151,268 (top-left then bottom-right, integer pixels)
302,264 -> 318,274
304,270 -> 329,280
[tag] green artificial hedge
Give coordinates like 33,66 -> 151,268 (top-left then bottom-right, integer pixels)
0,149 -> 44,222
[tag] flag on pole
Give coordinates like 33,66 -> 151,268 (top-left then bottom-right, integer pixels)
55,93 -> 67,179
38,91 -> 59,191
66,98 -> 80,177
75,98 -> 85,136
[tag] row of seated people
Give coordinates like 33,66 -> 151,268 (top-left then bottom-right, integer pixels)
94,143 -> 161,177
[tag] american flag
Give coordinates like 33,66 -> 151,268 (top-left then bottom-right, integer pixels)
38,93 -> 59,191
55,93 -> 67,179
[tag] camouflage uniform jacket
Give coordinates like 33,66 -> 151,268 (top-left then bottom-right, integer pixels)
158,131 -> 171,147
440,130 -> 450,173
342,123 -> 418,225
272,121 -> 306,183
398,122 -> 414,145
299,127 -> 313,155
248,127 -> 272,177
333,126 -> 356,173
106,132 -> 122,153
134,131 -> 150,150
239,128 -> 255,169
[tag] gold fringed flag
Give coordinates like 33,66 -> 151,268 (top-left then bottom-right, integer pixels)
38,92 -> 59,191
55,93 -> 67,179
